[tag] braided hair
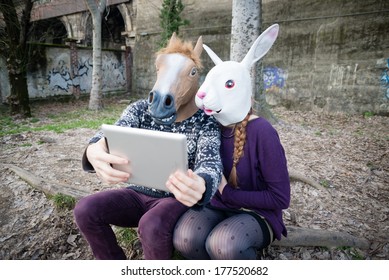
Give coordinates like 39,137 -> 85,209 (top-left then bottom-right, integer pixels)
228,112 -> 251,187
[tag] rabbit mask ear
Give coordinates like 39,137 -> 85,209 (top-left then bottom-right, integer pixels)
241,24 -> 279,69
203,44 -> 223,65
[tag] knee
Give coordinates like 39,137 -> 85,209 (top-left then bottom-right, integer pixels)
138,214 -> 165,243
173,216 -> 211,256
73,196 -> 98,229
205,233 -> 236,259
173,221 -> 200,251
206,234 -> 256,260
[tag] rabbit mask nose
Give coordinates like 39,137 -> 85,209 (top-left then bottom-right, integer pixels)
196,91 -> 206,99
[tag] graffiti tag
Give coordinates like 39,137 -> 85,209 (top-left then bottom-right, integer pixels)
380,59 -> 389,99
263,67 -> 287,92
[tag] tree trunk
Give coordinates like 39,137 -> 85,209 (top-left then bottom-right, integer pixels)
230,0 -> 277,123
85,0 -> 106,110
0,0 -> 32,117
8,72 -> 31,117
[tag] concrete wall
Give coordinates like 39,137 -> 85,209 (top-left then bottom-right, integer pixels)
133,0 -> 232,98
133,0 -> 389,115
1,0 -> 388,115
1,45 -> 127,101
262,0 -> 389,115
33,47 -> 127,98
0,56 -> 10,103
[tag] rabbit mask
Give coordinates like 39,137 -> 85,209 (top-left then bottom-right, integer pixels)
195,24 -> 279,126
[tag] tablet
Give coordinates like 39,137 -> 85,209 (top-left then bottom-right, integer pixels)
101,124 -> 188,191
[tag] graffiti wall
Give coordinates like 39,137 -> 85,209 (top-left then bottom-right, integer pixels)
0,56 -> 11,103
263,66 -> 287,93
27,47 -> 127,99
381,59 -> 389,100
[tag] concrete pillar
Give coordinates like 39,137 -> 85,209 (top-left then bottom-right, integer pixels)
118,2 -> 137,48
118,2 -> 137,95
68,40 -> 81,98
60,12 -> 90,43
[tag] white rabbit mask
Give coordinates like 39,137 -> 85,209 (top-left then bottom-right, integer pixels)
195,24 -> 279,126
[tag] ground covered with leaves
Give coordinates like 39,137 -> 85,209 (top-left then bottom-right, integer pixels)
0,95 -> 388,260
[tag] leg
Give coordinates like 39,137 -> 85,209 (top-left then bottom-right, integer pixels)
206,214 -> 268,260
173,207 -> 225,259
74,188 -> 146,260
137,197 -> 188,260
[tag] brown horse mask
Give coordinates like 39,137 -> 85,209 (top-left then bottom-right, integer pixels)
148,33 -> 203,125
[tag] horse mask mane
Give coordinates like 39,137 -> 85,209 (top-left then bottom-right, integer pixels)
148,33 -> 203,125
195,24 -> 279,126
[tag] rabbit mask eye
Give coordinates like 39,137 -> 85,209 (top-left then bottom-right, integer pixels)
225,79 -> 235,89
189,67 -> 197,77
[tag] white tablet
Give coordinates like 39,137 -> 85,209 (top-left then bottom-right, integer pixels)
101,124 -> 188,191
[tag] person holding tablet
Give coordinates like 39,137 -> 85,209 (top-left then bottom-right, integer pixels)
74,34 -> 222,260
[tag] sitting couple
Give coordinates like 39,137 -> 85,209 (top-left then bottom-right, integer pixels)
74,25 -> 290,260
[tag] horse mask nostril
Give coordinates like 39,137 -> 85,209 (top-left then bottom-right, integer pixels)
148,91 -> 154,104
164,95 -> 173,108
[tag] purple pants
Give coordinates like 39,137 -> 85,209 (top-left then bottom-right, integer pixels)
73,188 -> 188,260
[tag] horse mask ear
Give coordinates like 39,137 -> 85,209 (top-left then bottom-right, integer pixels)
193,36 -> 203,58
167,33 -> 203,60
241,24 -> 279,69
167,32 -> 178,48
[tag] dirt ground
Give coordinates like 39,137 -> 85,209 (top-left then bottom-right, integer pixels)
0,97 -> 388,260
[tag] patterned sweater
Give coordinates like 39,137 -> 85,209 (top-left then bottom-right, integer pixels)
82,99 -> 222,206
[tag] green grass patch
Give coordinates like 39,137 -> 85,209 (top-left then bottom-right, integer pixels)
320,179 -> 331,188
336,246 -> 365,260
314,130 -> 323,136
51,193 -> 76,210
0,103 -> 124,137
115,227 -> 139,247
363,111 -> 374,118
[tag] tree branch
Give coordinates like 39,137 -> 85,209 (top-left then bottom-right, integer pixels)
273,226 -> 370,250
5,164 -> 90,199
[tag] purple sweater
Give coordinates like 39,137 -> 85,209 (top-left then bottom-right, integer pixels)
210,117 -> 290,240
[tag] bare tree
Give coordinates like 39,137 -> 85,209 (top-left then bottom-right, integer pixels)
0,0 -> 33,117
84,0 -> 107,110
230,0 -> 276,122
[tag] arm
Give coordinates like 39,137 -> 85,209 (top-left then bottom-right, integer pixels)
166,116 -> 223,207
84,138 -> 130,184
220,121 -> 290,210
81,100 -> 145,183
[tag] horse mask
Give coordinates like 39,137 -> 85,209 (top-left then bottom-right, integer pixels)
195,24 -> 279,126
148,33 -> 203,125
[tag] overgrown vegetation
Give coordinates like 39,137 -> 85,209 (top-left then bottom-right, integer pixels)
158,0 -> 190,48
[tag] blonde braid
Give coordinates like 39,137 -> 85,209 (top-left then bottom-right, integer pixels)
228,113 -> 251,187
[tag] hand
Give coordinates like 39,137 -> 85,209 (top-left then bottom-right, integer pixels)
218,174 -> 227,194
166,169 -> 206,207
86,138 -> 130,184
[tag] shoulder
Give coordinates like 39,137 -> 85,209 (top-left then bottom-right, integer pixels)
120,99 -> 149,117
247,117 -> 280,141
126,99 -> 148,111
248,116 -> 276,132
189,110 -> 220,131
201,113 -> 221,133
